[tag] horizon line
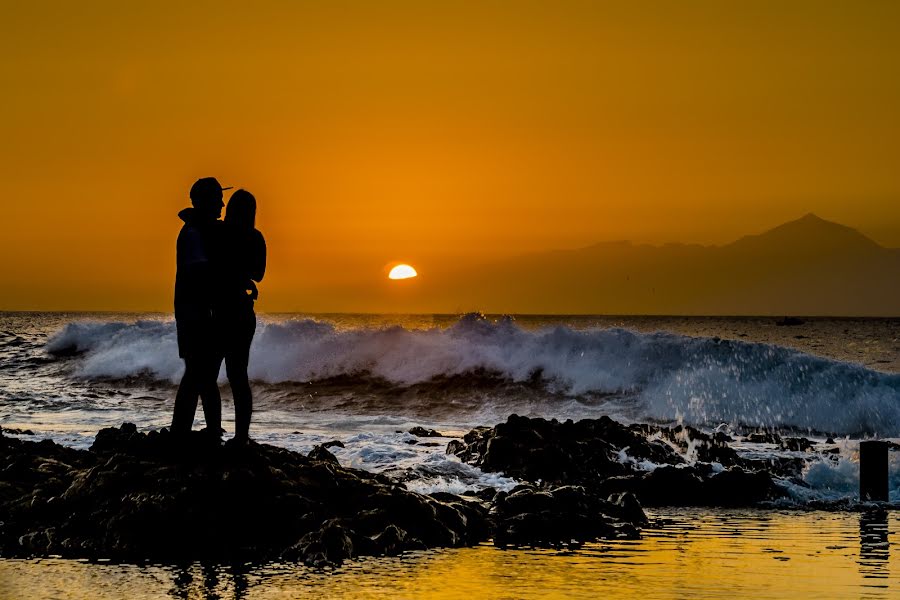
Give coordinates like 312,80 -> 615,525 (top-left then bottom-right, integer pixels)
2,309 -> 898,319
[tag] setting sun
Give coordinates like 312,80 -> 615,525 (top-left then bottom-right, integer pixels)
388,264 -> 418,280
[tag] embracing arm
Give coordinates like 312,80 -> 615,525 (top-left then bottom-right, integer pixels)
249,230 -> 267,283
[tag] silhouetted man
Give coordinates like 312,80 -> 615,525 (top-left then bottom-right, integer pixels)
171,177 -> 231,439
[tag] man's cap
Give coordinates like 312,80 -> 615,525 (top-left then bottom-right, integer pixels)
190,177 -> 233,203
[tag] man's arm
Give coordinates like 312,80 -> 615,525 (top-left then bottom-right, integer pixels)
175,225 -> 214,316
177,226 -> 209,268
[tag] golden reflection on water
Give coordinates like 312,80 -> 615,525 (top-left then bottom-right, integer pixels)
0,510 -> 897,600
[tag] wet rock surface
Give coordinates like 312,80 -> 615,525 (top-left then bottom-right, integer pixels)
408,426 -> 444,438
0,424 -> 488,566
3,414 -> 841,564
490,485 -> 645,548
448,415 -> 791,507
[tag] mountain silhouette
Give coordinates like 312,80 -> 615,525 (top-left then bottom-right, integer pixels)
727,213 -> 882,256
421,214 -> 900,316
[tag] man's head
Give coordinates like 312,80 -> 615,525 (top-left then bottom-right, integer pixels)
189,177 -> 231,219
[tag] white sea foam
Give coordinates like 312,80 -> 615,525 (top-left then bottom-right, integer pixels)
780,442 -> 900,503
46,314 -> 900,435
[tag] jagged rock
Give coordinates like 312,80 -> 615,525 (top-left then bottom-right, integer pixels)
448,415 -> 665,487
608,491 -> 648,526
446,439 -> 466,455
703,468 -> 784,506
307,441 -> 344,465
0,427 -> 35,436
370,524 -> 425,557
638,466 -> 706,506
490,484 -> 644,548
743,455 -> 807,478
408,427 -> 443,438
449,415 -> 687,487
450,415 -> 788,508
780,437 -> 815,452
745,431 -> 783,445
283,519 -> 357,567
0,423 -> 488,564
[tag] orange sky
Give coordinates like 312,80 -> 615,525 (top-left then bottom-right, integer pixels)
1,1 -> 899,312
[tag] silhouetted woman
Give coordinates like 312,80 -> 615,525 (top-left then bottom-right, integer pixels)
217,189 -> 266,444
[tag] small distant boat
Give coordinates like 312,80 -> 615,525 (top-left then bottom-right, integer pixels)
775,317 -> 805,326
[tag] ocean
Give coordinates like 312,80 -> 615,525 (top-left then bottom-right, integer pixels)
1,312 -> 899,597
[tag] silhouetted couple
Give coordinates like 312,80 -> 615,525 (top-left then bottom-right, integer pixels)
171,177 -> 266,445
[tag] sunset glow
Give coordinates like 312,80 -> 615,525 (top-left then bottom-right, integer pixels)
0,2 -> 898,313
388,264 -> 417,280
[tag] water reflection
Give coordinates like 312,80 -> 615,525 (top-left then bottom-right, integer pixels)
2,511 -> 899,599
168,562 -> 250,600
859,510 -> 890,584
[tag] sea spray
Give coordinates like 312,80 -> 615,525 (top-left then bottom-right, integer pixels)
45,314 -> 900,435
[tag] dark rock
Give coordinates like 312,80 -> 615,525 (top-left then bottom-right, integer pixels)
655,425 -> 741,465
451,416 -> 789,508
633,466 -> 784,507
448,415 -> 657,487
284,519 -> 357,567
745,431 -> 783,445
0,425 -> 489,564
743,455 -> 807,479
780,437 -> 815,452
608,492 -> 649,526
491,485 -> 643,548
637,466 -> 706,506
307,442 -> 344,465
307,446 -> 339,464
703,468 -> 783,506
370,524 -> 425,557
0,428 -> 35,436
449,415 -> 733,488
408,427 -> 443,438
445,440 -> 466,455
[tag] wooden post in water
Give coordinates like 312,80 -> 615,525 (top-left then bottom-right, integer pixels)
859,440 -> 889,502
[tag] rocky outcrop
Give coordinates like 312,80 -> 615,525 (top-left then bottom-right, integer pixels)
408,427 -> 443,438
0,424 -> 488,566
448,415 -> 789,507
446,415 -> 679,487
490,485 -> 646,548
4,414 -> 808,563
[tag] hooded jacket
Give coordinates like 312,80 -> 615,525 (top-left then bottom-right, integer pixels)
174,208 -> 221,322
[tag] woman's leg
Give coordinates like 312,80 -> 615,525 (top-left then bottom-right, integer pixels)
226,314 -> 256,442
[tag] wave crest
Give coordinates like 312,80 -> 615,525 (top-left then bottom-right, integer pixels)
46,314 -> 900,435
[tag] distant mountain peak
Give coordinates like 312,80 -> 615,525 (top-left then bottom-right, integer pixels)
785,212 -> 837,227
729,213 -> 882,252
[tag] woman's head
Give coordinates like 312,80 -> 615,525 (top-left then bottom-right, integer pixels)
226,189 -> 257,229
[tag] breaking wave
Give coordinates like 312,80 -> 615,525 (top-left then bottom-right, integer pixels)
45,314 -> 900,436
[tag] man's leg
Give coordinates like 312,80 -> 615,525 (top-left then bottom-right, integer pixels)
199,354 -> 223,437
172,357 -> 202,434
